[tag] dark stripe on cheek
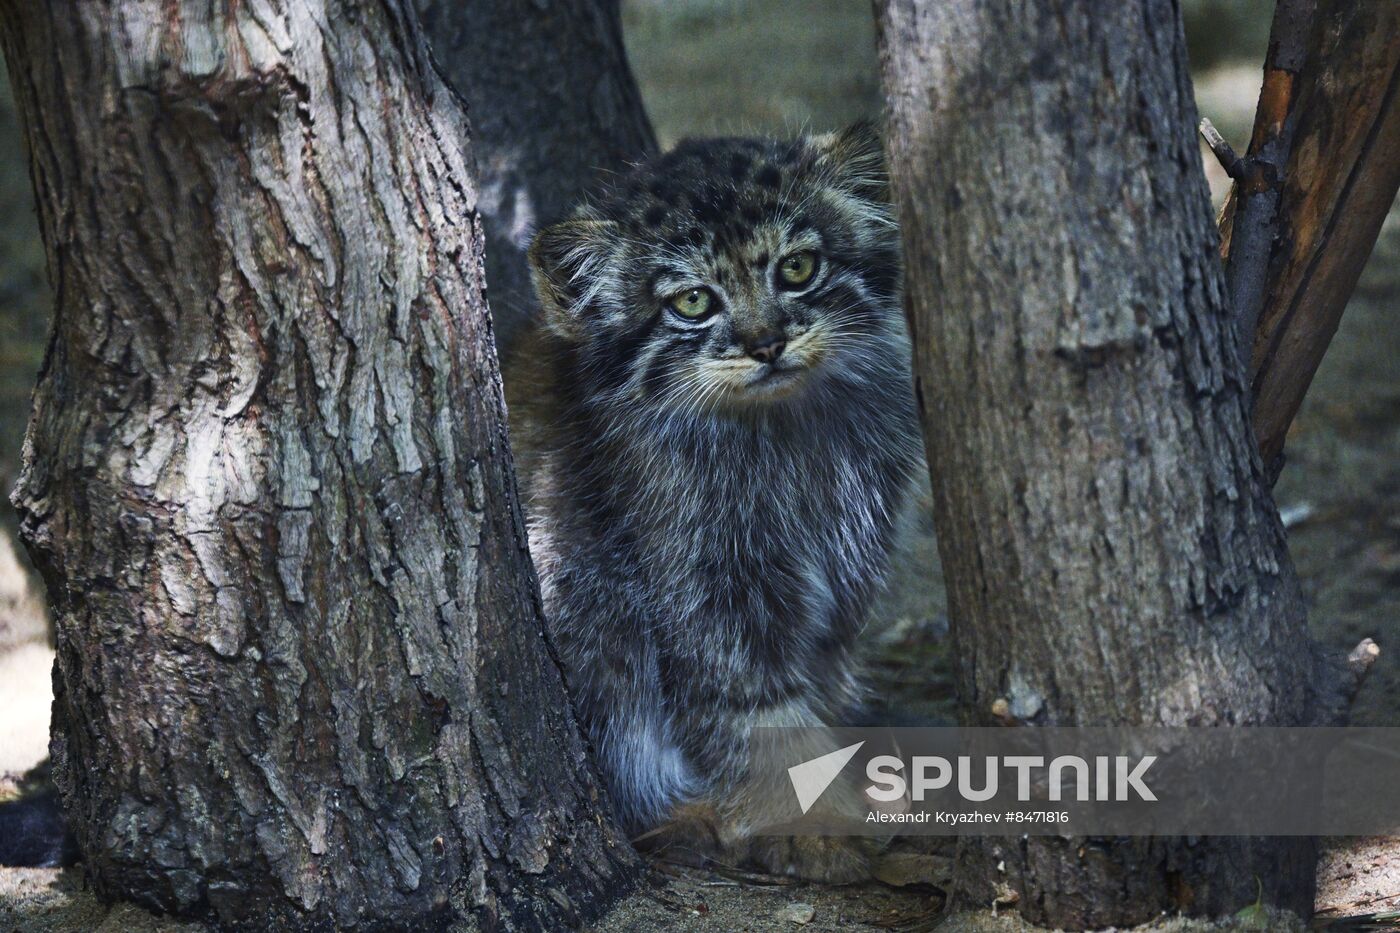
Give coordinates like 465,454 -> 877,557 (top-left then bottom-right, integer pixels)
863,255 -> 900,301
586,313 -> 662,393
816,235 -> 893,290
805,280 -> 881,332
834,245 -> 900,301
640,332 -> 704,398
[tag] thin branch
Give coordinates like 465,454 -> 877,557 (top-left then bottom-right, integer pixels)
1314,637 -> 1382,725
1347,637 -> 1381,684
1198,118 -> 1245,179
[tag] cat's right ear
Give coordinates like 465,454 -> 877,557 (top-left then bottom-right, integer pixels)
528,218 -> 621,340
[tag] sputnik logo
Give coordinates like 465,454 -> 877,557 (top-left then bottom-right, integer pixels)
787,742 -> 865,814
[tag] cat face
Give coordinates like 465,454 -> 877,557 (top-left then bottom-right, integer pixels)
529,123 -> 904,417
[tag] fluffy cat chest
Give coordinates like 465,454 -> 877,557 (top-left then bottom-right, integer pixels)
636,489 -> 886,624
635,453 -> 893,559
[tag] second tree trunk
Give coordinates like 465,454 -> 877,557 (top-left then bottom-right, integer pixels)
876,0 -> 1318,924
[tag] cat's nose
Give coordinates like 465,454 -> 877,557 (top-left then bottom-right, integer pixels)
747,337 -> 786,364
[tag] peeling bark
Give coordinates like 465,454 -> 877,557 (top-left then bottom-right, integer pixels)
416,0 -> 657,353
1241,0 -> 1400,467
1217,0 -> 1313,356
876,0 -> 1318,925
0,0 -> 637,927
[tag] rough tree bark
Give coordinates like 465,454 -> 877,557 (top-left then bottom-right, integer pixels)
416,0 -> 657,353
0,0 -> 638,928
877,0 -> 1322,925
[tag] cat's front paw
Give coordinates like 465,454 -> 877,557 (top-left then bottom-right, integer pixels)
744,834 -> 877,883
631,803 -> 723,868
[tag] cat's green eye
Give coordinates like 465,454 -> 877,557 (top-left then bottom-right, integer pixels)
778,251 -> 819,288
668,288 -> 715,319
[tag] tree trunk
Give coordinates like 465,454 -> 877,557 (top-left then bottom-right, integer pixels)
0,1 -> 638,928
876,1 -> 1319,926
416,0 -> 657,353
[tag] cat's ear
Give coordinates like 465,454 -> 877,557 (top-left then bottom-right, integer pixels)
528,218 -> 621,339
812,120 -> 889,203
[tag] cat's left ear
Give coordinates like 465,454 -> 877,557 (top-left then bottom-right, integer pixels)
528,217 -> 622,340
812,120 -> 889,203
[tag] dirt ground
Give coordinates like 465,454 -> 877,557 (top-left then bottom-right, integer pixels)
0,855 -> 1321,933
1,1 -> 1398,930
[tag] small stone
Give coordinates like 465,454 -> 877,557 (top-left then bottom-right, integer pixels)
777,901 -> 816,925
